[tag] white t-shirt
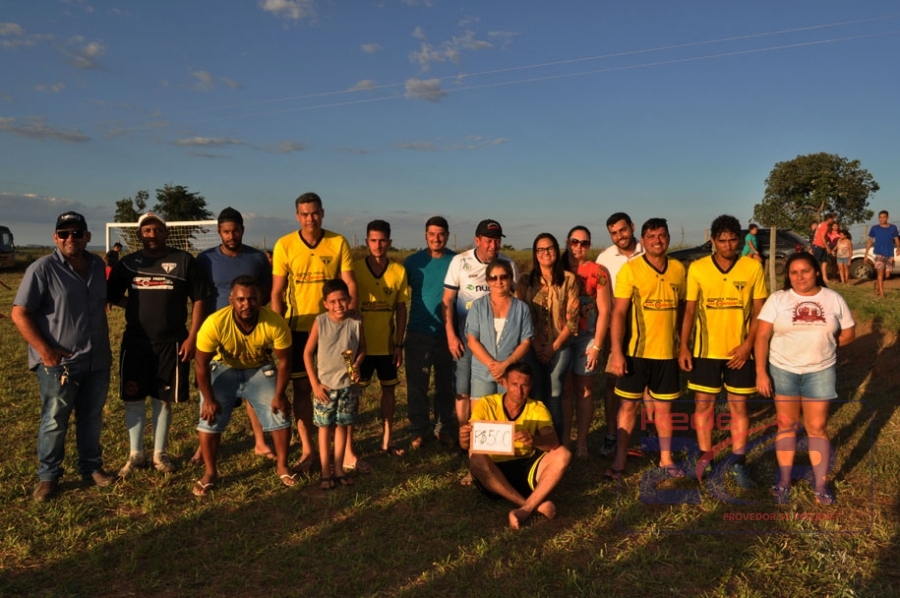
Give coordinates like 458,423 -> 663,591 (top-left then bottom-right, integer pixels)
443,248 -> 519,335
596,241 -> 644,288
758,287 -> 855,374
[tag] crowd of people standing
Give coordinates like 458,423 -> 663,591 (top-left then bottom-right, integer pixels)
11,195 -> 870,527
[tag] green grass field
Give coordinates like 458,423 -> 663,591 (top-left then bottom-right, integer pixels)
1,252 -> 899,597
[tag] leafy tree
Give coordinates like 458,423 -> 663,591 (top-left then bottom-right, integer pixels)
753,153 -> 878,232
153,184 -> 212,222
112,190 -> 149,252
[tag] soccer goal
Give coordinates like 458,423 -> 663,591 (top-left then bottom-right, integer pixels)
106,220 -> 219,255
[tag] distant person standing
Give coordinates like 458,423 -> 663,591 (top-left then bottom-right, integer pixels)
865,210 -> 900,297
835,229 -> 853,284
404,216 -> 457,450
105,242 -> 122,278
811,214 -> 835,283
190,207 -> 273,465
108,212 -> 210,477
742,224 -> 762,263
353,219 -> 410,458
594,212 -> 644,457
12,212 -> 116,502
271,192 -> 359,474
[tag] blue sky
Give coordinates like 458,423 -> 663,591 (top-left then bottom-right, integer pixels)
1,0 -> 898,250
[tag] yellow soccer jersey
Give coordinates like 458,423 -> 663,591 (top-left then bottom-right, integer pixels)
470,394 -> 554,462
196,305 -> 292,369
272,230 -> 353,332
686,255 -> 768,359
614,256 -> 686,359
354,258 -> 410,356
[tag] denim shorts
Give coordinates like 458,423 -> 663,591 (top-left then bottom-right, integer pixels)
569,334 -> 599,377
768,364 -> 837,399
470,376 -> 505,399
197,362 -> 291,434
836,257 -> 849,266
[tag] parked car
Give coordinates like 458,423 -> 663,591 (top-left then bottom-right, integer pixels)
668,228 -> 807,275
849,245 -> 900,279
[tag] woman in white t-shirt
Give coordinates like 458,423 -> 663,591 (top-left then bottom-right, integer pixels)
755,252 -> 855,506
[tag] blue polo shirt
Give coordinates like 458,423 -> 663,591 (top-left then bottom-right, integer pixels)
14,248 -> 111,371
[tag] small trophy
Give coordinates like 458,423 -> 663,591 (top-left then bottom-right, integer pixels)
341,350 -> 356,381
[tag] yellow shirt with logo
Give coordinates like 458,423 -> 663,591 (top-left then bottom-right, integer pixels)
353,258 -> 410,356
272,230 -> 353,332
196,305 -> 292,369
685,255 -> 768,359
614,256 -> 686,359
470,393 -> 554,462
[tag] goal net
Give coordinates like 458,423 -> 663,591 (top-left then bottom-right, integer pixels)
106,220 -> 219,255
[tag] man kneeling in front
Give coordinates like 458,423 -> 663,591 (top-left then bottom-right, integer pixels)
459,362 -> 571,529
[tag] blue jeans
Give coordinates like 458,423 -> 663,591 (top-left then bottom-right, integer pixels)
36,360 -> 110,482
525,342 -> 573,439
405,330 -> 456,438
197,361 -> 291,434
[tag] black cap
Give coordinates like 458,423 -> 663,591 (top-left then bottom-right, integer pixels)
218,207 -> 244,226
55,211 -> 87,231
475,219 -> 504,238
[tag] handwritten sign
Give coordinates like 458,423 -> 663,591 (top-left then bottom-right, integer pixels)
470,420 -> 515,456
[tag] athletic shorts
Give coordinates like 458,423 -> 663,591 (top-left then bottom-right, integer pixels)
687,357 -> 756,395
873,254 -> 895,271
768,364 -> 837,400
120,339 -> 190,403
313,386 -> 359,427
289,331 -> 310,379
358,355 -> 399,387
474,452 -> 545,499
615,357 -> 681,401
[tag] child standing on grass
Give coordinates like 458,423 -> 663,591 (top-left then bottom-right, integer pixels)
303,279 -> 366,490
835,230 -> 853,284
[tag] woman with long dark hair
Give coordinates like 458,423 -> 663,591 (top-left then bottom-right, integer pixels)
516,233 -> 580,440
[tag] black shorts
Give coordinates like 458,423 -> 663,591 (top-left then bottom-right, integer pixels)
290,331 -> 310,379
615,357 -> 681,401
474,452 -> 545,499
120,340 -> 190,403
358,355 -> 399,387
687,357 -> 756,395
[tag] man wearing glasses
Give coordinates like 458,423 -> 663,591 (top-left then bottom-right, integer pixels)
12,212 -> 116,502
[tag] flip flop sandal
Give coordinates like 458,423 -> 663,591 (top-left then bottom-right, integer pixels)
334,475 -> 354,487
192,480 -> 215,497
604,468 -> 624,482
383,444 -> 405,457
279,473 -> 298,487
320,476 -> 335,491
344,460 -> 372,474
659,464 -> 686,478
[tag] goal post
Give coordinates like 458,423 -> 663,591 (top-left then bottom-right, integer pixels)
106,220 -> 219,255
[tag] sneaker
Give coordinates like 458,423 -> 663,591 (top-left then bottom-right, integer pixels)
117,455 -> 147,477
728,462 -> 756,489
33,480 -> 58,503
85,469 -> 116,487
771,485 -> 791,505
152,453 -> 177,473
598,433 -> 617,457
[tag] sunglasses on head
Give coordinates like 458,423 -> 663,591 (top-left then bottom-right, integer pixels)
486,274 -> 511,282
57,230 -> 86,240
569,238 -> 591,247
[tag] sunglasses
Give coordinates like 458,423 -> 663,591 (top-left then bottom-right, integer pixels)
486,274 -> 511,282
569,238 -> 591,247
56,230 -> 86,240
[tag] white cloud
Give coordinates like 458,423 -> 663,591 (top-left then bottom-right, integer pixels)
0,22 -> 54,48
361,42 -> 383,54
34,82 -> 67,93
488,30 -> 517,49
458,16 -> 480,27
411,26 -> 427,40
404,77 -> 446,102
396,136 -> 507,152
401,0 -> 433,6
61,36 -> 105,69
0,117 -> 89,142
220,77 -> 243,89
190,70 -> 215,91
261,140 -> 305,154
174,136 -> 242,147
189,151 -> 231,159
409,29 -> 494,70
0,192 -> 111,227
260,0 -> 316,22
349,79 -> 377,92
